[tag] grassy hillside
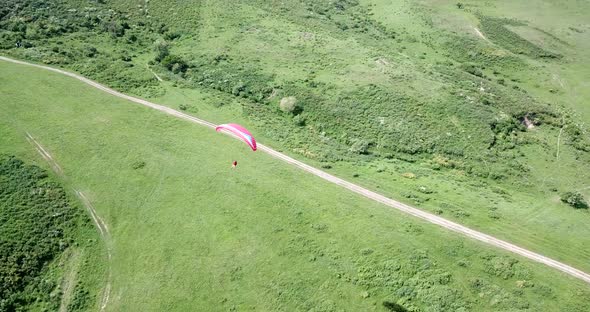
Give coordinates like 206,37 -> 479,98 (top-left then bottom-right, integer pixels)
2,0 -> 590,310
2,55 -> 590,311
5,0 -> 589,273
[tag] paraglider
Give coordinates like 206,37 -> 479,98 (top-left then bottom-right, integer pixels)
216,123 -> 256,169
215,123 -> 257,151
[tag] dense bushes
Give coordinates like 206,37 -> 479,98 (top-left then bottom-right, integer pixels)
0,155 -> 89,311
180,55 -> 275,103
460,63 -> 484,77
346,250 -> 546,311
176,52 -> 549,178
72,57 -> 159,93
443,34 -> 525,72
383,301 -> 408,312
560,192 -> 588,209
478,16 -> 561,59
161,54 -> 188,74
301,0 -> 397,40
153,39 -> 169,62
0,0 -> 163,94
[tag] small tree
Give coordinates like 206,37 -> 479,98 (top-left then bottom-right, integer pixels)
349,139 -> 370,154
161,54 -> 187,73
561,192 -> 588,209
382,301 -> 407,312
456,2 -> 464,9
83,46 -> 97,57
153,39 -> 169,62
232,82 -> 246,96
279,96 -> 299,114
293,114 -> 306,126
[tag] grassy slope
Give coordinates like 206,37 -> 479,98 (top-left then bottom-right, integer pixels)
484,0 -> 590,121
3,0 -> 589,272
406,0 -> 590,265
122,0 -> 590,273
2,59 -> 590,311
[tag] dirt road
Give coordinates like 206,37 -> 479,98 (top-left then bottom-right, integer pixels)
2,55 -> 589,285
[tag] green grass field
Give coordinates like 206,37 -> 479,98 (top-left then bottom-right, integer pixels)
2,0 -> 590,310
2,56 -> 590,311
115,0 -> 590,273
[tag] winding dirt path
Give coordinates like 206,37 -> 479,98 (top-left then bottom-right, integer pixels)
3,56 -> 590,285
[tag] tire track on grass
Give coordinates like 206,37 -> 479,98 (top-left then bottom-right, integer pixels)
3,55 -> 590,285
24,131 -> 113,311
75,190 -> 112,312
26,132 -> 64,176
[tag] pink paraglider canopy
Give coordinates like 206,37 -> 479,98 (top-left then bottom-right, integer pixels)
215,123 -> 257,151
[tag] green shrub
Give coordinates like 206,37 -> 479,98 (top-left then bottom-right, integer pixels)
67,287 -> 91,311
83,46 -> 97,57
161,54 -> 187,73
164,31 -> 181,41
132,161 -> 146,169
383,301 -> 407,312
279,96 -> 299,113
104,20 -> 129,38
349,139 -> 370,154
153,39 -> 169,62
293,114 -> 306,126
560,192 -> 588,209
460,63 -> 484,77
483,255 -> 518,279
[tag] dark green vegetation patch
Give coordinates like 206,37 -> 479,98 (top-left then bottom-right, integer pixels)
0,0 -> 161,94
478,16 -> 561,59
0,155 -> 91,311
561,191 -> 588,209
